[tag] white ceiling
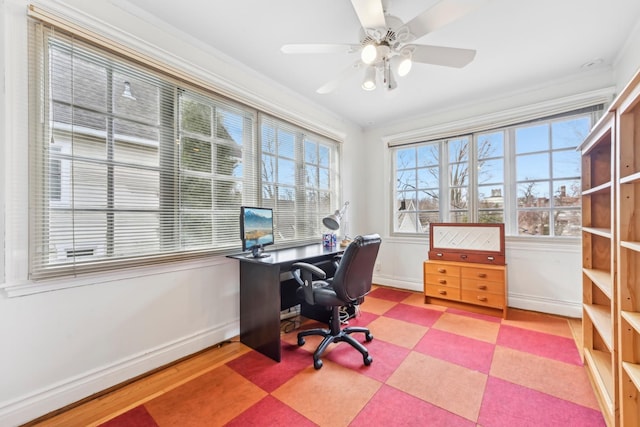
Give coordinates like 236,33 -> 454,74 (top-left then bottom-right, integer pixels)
112,0 -> 640,129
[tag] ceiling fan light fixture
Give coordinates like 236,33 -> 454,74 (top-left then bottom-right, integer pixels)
361,43 -> 378,64
397,53 -> 412,77
362,66 -> 377,91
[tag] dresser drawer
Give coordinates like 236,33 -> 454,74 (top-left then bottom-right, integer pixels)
424,263 -> 460,277
461,290 -> 505,308
461,278 -> 504,294
425,284 -> 461,300
461,266 -> 504,282
424,274 -> 460,288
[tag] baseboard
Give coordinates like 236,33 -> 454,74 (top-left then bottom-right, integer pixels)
0,320 -> 239,427
507,293 -> 582,318
373,274 -> 423,292
372,277 -> 582,318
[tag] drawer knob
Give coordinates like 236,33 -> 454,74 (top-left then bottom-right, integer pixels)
439,290 -> 447,295
437,268 -> 446,273
478,285 -> 487,290
439,279 -> 447,284
478,273 -> 487,278
477,296 -> 488,302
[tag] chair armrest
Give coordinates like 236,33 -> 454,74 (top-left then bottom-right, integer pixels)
332,254 -> 343,270
291,262 -> 327,305
292,262 -> 327,280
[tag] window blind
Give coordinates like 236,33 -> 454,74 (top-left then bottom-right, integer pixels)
28,17 -> 340,279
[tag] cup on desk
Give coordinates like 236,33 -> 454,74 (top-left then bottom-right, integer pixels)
322,233 -> 337,248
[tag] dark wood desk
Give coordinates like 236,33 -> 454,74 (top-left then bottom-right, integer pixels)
228,243 -> 343,362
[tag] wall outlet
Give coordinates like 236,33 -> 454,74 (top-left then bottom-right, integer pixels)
375,262 -> 381,272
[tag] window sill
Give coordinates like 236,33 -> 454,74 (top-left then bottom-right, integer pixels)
0,255 -> 234,298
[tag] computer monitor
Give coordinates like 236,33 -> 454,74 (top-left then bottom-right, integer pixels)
240,206 -> 274,258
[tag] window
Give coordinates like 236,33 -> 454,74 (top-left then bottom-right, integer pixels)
393,109 -> 599,237
260,116 -> 336,242
29,20 -> 340,278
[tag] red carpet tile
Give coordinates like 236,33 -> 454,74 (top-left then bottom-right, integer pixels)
101,288 -> 605,427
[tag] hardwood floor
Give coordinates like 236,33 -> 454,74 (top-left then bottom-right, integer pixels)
25,340 -> 251,427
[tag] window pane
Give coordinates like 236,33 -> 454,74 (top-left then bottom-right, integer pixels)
181,176 -> 212,208
278,130 -> 295,159
553,179 -> 580,207
477,132 -> 504,158
479,185 -> 504,209
318,145 -> 330,168
277,158 -> 296,185
417,145 -> 438,167
478,158 -> 504,184
319,167 -> 329,189
182,137 -> 211,173
479,210 -> 504,223
397,147 -> 416,169
450,187 -> 468,211
518,210 -> 550,236
448,138 -> 469,162
182,98 -> 212,136
449,162 -> 469,187
552,149 -> 580,178
113,74 -> 160,124
397,169 -> 417,190
516,124 -> 549,153
552,117 -> 590,149
448,211 -> 469,222
517,181 -> 550,208
417,167 -> 438,189
418,212 -> 439,231
306,165 -> 318,187
517,152 -> 549,180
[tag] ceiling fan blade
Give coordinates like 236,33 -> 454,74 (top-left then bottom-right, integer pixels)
411,44 -> 476,68
350,0 -> 387,31
281,44 -> 359,54
406,0 -> 488,40
316,61 -> 361,94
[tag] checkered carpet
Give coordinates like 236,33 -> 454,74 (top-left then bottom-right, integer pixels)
101,287 -> 604,426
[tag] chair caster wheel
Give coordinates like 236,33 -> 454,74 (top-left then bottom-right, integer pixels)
314,359 -> 323,370
297,337 -> 305,346
364,355 -> 373,366
365,332 -> 373,342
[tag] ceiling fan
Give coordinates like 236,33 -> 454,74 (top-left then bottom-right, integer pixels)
281,0 -> 487,93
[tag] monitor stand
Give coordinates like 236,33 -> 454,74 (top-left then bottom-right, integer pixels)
248,245 -> 271,258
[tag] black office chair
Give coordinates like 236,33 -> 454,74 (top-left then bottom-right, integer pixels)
291,233 -> 381,369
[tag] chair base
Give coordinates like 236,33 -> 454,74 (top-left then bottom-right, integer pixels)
297,305 -> 373,369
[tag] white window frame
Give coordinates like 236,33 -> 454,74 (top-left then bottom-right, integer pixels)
390,105 -> 605,238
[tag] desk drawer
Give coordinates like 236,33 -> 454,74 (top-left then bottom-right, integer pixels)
461,290 -> 505,308
425,284 -> 461,300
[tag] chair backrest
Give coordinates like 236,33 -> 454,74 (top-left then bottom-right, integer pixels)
331,233 -> 381,303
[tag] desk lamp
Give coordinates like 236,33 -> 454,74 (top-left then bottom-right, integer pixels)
322,201 -> 351,247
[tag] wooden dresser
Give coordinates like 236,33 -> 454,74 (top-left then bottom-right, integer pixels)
423,260 -> 508,318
